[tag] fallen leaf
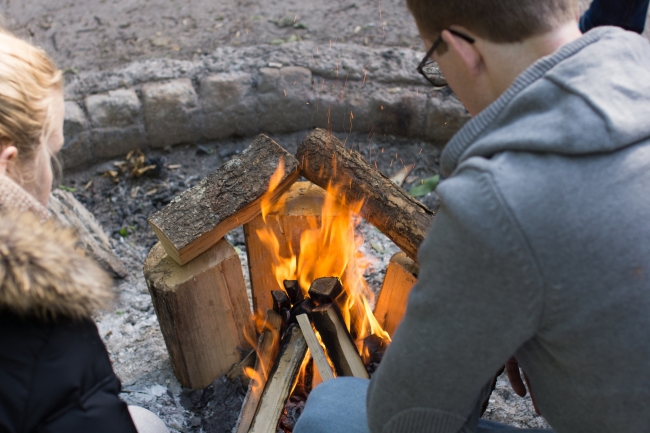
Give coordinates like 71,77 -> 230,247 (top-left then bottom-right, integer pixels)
408,175 -> 440,198
58,185 -> 77,193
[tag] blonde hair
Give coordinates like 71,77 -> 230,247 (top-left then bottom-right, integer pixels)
0,30 -> 63,164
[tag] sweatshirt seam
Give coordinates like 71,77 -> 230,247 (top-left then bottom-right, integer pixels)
477,167 -> 548,332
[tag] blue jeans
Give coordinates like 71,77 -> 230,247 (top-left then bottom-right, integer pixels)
294,378 -> 553,433
580,0 -> 650,33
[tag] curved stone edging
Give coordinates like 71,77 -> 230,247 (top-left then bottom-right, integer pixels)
62,41 -> 470,169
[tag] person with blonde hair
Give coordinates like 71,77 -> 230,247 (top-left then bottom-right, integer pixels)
0,31 -> 167,433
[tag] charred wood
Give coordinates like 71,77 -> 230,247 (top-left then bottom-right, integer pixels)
310,303 -> 369,379
283,280 -> 304,305
308,277 -> 343,305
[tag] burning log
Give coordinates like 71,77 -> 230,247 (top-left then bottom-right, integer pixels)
143,241 -> 254,389
296,128 -> 434,262
373,252 -> 419,336
283,280 -> 304,305
244,182 -> 330,317
308,277 -> 343,305
234,310 -> 283,433
149,134 -> 300,265
271,290 -> 291,316
296,314 -> 335,382
310,303 -> 369,379
249,324 -> 309,433
288,298 -> 315,326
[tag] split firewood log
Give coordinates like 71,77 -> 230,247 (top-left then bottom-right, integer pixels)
296,128 -> 434,262
149,134 -> 299,265
310,303 -> 368,379
234,310 -> 283,433
296,314 -> 335,382
248,324 -> 308,433
373,252 -> 419,336
143,240 -> 254,389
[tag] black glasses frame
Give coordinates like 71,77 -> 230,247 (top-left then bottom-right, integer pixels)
417,29 -> 476,87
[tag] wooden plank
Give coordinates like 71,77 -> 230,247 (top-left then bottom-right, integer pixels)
296,128 -> 434,262
244,181 -> 328,318
249,324 -> 308,433
149,134 -> 299,265
296,314 -> 335,382
143,241 -> 255,389
373,252 -> 419,337
234,310 -> 283,433
310,303 -> 369,379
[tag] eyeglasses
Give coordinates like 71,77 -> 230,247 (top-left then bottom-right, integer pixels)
417,29 -> 476,88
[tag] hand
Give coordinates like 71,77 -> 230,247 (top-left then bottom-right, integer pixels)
505,357 -> 540,415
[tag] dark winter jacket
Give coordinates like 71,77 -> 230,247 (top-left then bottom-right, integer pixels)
0,204 -> 137,433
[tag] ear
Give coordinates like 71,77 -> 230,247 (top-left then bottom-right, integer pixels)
442,29 -> 483,77
0,144 -> 18,176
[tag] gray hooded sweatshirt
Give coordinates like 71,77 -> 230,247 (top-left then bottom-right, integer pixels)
367,27 -> 650,433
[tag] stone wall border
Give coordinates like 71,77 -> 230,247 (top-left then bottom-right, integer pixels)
62,41 -> 470,169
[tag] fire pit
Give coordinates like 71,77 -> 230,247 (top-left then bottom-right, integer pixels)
144,128 -> 429,432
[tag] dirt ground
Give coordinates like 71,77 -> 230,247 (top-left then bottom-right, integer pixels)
0,0 -> 629,74
1,0 -> 423,73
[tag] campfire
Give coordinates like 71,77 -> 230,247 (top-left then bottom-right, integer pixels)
143,128 -> 433,433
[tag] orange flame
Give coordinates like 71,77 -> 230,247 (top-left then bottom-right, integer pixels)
256,161 -> 390,346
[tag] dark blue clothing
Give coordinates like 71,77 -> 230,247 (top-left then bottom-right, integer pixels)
0,312 -> 137,433
580,0 -> 650,33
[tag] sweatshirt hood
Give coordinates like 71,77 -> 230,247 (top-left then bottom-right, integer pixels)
0,211 -> 113,320
441,27 -> 650,176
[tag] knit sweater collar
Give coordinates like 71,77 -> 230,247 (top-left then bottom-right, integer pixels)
0,174 -> 51,221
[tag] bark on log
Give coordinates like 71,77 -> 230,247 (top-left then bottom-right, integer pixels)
249,324 -> 308,433
48,189 -> 127,278
234,310 -> 283,433
244,182 -> 327,318
149,134 -> 299,265
296,128 -> 434,262
373,252 -> 419,337
144,240 -> 254,389
311,303 -> 369,379
296,314 -> 335,382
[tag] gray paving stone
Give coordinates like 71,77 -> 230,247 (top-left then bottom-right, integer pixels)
141,79 -> 200,148
86,89 -> 142,128
61,101 -> 92,170
199,72 -> 258,139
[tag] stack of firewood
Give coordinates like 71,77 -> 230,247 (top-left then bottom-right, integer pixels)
143,128 -> 429,431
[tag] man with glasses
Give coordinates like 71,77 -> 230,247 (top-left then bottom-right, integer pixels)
295,0 -> 650,432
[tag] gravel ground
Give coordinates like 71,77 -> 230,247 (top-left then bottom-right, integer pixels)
0,0 -> 627,75
63,130 -> 548,432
